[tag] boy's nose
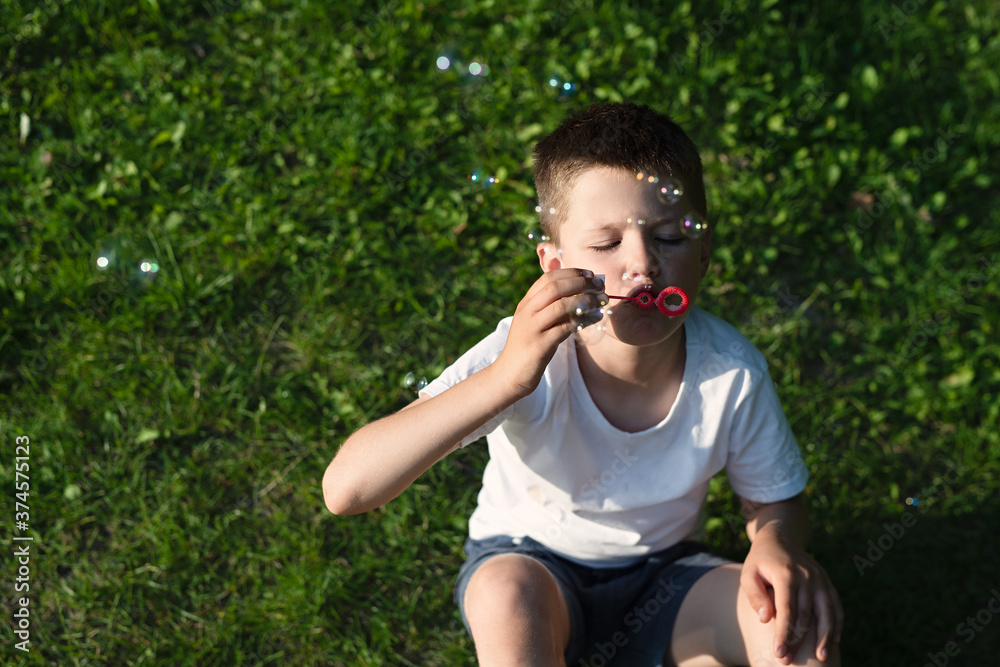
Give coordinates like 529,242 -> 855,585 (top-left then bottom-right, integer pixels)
623,241 -> 660,282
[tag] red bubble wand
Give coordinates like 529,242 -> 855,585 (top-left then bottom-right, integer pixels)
606,286 -> 689,317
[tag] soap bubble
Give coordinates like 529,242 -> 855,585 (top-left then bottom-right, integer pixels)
93,232 -> 160,289
468,169 -> 498,188
547,75 -> 577,100
527,228 -> 550,244
655,177 -> 684,206
568,295 -> 610,346
94,239 -> 123,273
403,372 -> 428,393
679,211 -> 708,238
436,56 -> 451,70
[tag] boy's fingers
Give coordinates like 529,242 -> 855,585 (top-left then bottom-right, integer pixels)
527,290 -> 606,336
524,268 -> 596,302
772,582 -> 795,661
740,573 -> 774,623
813,589 -> 835,661
788,585 -> 812,657
526,277 -> 602,321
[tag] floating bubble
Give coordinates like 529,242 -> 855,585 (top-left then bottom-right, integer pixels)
468,169 -> 498,188
468,61 -> 489,76
436,56 -> 450,70
93,232 -> 160,290
403,372 -> 428,393
94,243 -> 121,273
679,211 -> 708,238
527,228 -> 550,244
569,294 -> 610,346
655,177 -> 684,206
906,497 -> 919,506
547,75 -> 577,100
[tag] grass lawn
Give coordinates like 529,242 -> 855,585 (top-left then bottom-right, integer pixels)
2,0 -> 999,665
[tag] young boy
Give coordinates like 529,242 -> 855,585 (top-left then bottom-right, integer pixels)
323,102 -> 843,667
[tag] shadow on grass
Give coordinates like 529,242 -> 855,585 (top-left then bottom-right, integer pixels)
818,499 -> 1000,666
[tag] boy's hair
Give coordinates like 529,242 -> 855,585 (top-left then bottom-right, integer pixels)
532,102 -> 706,242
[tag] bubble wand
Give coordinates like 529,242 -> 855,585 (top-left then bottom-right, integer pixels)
605,286 -> 689,317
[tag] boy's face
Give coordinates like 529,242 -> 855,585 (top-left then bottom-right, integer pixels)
537,166 -> 711,347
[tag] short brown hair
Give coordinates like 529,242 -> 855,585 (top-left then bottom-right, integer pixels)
532,102 -> 706,242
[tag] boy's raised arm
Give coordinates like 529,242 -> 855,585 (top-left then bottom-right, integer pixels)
322,268 -> 605,515
322,362 -> 522,515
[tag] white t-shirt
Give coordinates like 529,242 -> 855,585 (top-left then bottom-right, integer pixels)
421,306 -> 808,566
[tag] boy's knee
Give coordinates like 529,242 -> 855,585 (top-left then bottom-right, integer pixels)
746,624 -> 839,667
465,554 -> 560,616
463,553 -> 571,665
465,554 -> 566,626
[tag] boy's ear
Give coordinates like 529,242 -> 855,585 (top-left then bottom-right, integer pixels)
699,226 -> 712,278
537,242 -> 563,272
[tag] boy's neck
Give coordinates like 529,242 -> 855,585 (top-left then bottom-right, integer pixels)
575,325 -> 687,432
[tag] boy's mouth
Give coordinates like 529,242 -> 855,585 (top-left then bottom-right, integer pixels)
626,284 -> 658,309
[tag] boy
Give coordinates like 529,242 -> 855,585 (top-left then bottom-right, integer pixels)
323,102 -> 843,666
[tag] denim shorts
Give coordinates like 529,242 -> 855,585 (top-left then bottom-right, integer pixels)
454,535 -> 732,667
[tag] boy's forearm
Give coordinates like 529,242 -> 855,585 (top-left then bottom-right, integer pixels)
742,494 -> 811,548
323,363 -> 524,515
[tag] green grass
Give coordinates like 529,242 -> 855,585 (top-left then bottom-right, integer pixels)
2,0 -> 999,664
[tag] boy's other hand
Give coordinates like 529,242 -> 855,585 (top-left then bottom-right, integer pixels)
741,524 -> 843,663
495,268 -> 606,397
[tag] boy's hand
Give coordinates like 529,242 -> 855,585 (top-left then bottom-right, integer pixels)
741,524 -> 843,663
494,268 -> 606,397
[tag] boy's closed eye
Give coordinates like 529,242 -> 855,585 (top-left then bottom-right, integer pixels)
591,237 -> 687,252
